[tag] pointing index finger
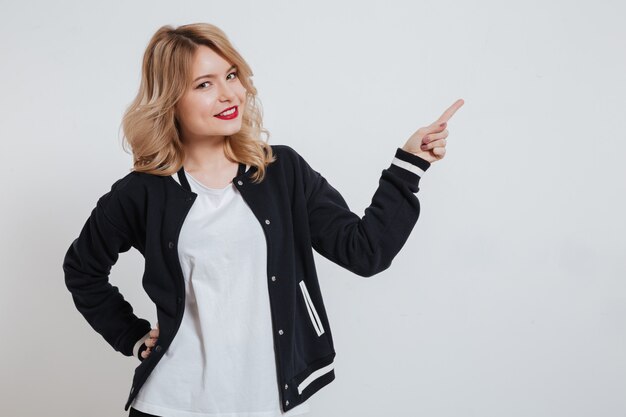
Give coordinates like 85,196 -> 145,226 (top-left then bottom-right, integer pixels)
436,99 -> 465,124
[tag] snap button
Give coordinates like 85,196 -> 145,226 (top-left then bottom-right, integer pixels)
278,329 -> 284,335
237,180 -> 243,186
265,219 -> 270,224
155,345 -> 162,352
271,275 -> 276,282
284,384 -> 288,390
285,400 -> 289,406
168,241 -> 174,249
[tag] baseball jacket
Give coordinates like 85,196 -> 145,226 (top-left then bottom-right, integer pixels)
62,144 -> 430,412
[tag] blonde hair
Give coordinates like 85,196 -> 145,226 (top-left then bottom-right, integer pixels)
120,23 -> 275,183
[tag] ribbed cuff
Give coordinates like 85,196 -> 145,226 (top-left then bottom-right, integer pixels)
133,331 -> 152,360
388,147 -> 431,189
119,318 -> 152,357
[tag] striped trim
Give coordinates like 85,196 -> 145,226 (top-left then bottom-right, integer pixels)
299,280 -> 325,336
297,362 -> 335,395
132,331 -> 151,358
392,157 -> 426,177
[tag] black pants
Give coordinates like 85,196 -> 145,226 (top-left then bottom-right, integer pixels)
129,406 -> 162,417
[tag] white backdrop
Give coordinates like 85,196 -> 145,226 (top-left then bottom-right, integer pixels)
2,0 -> 625,416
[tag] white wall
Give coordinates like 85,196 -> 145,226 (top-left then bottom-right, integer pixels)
1,0 -> 625,416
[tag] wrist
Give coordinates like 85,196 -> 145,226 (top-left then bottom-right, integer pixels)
399,147 -> 432,165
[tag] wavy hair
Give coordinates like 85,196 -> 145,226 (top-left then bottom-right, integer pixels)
119,23 -> 275,183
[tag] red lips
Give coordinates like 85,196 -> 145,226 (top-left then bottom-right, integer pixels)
214,106 -> 238,120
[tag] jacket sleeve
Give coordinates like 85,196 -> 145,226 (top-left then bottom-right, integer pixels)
62,180 -> 152,357
296,147 -> 431,277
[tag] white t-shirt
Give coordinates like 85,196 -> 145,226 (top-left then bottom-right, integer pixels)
130,168 -> 310,417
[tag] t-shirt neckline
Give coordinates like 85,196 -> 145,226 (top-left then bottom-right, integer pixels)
184,169 -> 233,194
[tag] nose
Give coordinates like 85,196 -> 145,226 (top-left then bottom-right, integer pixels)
218,82 -> 237,102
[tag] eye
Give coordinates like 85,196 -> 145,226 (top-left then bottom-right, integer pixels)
196,71 -> 239,89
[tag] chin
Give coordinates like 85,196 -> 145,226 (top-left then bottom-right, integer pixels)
226,123 -> 243,134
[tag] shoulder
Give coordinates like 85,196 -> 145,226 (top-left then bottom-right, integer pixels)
104,171 -> 146,197
269,143 -> 313,172
267,144 -> 322,198
98,170 -> 160,212
107,170 -> 166,192
270,143 -> 299,159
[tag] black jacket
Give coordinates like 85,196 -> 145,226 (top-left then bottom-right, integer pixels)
62,144 -> 430,412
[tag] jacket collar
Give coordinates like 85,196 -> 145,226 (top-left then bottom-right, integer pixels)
175,162 -> 249,193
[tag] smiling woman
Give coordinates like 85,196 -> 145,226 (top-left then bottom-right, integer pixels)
120,23 -> 275,184
63,20 -> 458,417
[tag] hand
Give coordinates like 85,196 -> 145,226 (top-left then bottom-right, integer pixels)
141,322 -> 159,360
402,98 -> 464,163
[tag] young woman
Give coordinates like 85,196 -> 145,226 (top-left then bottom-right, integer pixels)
62,22 -> 463,417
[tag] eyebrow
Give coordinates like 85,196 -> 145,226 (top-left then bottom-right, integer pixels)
193,64 -> 237,82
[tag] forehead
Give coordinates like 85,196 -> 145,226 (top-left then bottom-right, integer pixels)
191,45 -> 232,75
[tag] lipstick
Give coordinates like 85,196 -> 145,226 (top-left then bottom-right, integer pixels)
214,106 -> 238,120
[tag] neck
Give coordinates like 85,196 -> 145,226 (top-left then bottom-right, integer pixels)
182,136 -> 231,171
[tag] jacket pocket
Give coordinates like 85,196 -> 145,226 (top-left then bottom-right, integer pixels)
299,280 -> 325,337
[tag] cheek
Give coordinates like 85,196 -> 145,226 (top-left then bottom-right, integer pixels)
187,97 -> 214,118
178,99 -> 206,125
235,82 -> 247,97
237,88 -> 248,106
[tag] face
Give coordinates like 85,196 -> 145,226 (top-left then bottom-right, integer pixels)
174,45 -> 247,143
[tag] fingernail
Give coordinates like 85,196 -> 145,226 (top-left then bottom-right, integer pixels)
440,122 -> 446,127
